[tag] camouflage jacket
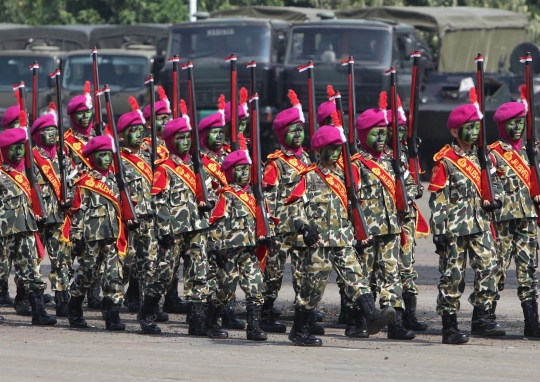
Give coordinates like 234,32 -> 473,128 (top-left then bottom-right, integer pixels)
353,148 -> 400,236
489,140 -> 537,221
0,163 -> 38,236
141,137 -> 169,162
200,146 -> 228,190
121,147 -> 154,218
70,170 -> 121,242
291,162 -> 357,247
152,154 -> 209,237
65,128 -> 95,174
263,147 -> 312,236
428,141 -> 502,237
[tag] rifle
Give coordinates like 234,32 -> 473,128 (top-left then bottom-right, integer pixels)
182,61 -> 210,207
246,61 -> 257,140
333,90 -> 371,243
12,82 -> 46,218
90,47 -> 104,136
168,55 -> 180,119
298,61 -> 317,163
388,67 -> 410,215
341,57 -> 358,154
144,75 -> 158,172
407,51 -> 423,199
30,62 -> 39,125
50,69 -> 69,203
249,93 -> 272,240
226,54 -> 239,151
474,54 -> 497,204
100,85 -> 139,228
522,53 -> 540,198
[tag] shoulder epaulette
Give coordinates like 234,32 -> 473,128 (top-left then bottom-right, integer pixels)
298,163 -> 317,177
266,150 -> 282,160
433,144 -> 452,162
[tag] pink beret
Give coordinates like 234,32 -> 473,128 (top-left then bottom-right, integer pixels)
198,112 -> 224,133
221,150 -> 252,173
1,105 -> 21,128
447,104 -> 481,130
493,102 -> 525,123
162,117 -> 191,140
356,108 -> 387,131
142,100 -> 170,120
311,125 -> 345,150
82,136 -> 113,158
386,110 -> 406,126
30,114 -> 56,135
117,111 -> 145,134
224,102 -> 247,124
0,127 -> 27,148
67,94 -> 93,115
272,107 -> 304,133
317,100 -> 336,125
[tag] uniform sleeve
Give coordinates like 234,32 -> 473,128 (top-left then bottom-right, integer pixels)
152,169 -> 172,237
207,193 -> 228,251
428,161 -> 449,236
290,174 -> 311,232
69,186 -> 87,241
262,161 -> 279,216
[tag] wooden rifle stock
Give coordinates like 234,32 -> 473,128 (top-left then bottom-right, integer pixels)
168,55 -> 180,119
51,69 -> 69,203
341,57 -> 358,154
226,54 -> 239,151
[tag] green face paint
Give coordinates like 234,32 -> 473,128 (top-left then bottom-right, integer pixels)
386,127 -> 393,145
155,113 -> 170,137
233,164 -> 251,186
39,126 -> 58,147
505,118 -> 524,140
239,119 -> 247,135
7,119 -> 20,129
367,127 -> 387,152
8,143 -> 25,163
75,109 -> 93,128
284,123 -> 305,149
122,125 -> 144,149
94,150 -> 112,170
207,127 -> 224,151
458,121 -> 480,145
174,132 -> 191,155
320,144 -> 342,166
398,124 -> 406,142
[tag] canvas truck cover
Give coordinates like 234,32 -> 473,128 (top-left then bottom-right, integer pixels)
210,6 -> 328,22
336,6 -> 528,73
0,26 -> 90,51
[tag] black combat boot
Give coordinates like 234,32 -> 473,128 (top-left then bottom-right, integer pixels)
67,295 -> 88,328
202,302 -> 228,339
490,300 -> 498,320
272,304 -> 282,317
124,275 -> 141,313
313,309 -> 323,322
187,302 -> 206,336
86,286 -> 102,309
55,290 -> 70,317
0,280 -> 13,306
345,307 -> 369,338
442,312 -> 469,344
260,298 -> 286,333
246,304 -> 267,341
357,293 -> 395,335
471,306 -> 505,336
163,278 -> 188,314
14,285 -> 32,316
522,299 -> 540,338
43,293 -> 53,304
221,299 -> 245,330
388,308 -> 415,340
155,301 -> 169,322
138,295 -> 161,334
402,291 -> 428,331
104,297 -> 125,331
308,311 -> 325,335
337,287 -> 347,325
29,289 -> 57,326
288,308 -> 322,346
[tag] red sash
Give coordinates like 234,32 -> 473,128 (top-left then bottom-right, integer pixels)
143,138 -> 169,160
490,142 -> 531,191
76,175 -> 128,259
202,155 -> 228,187
64,130 -> 92,169
274,151 -> 310,174
161,159 -> 198,196
441,148 -> 482,196
0,168 -> 46,258
313,167 -> 348,210
353,154 -> 397,205
121,150 -> 153,185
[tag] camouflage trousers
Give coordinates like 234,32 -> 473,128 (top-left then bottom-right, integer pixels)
0,232 -> 45,291
263,233 -> 304,300
69,239 -> 125,305
39,223 -> 73,291
400,217 -> 419,295
145,230 -> 208,302
494,218 -> 539,302
361,233 -> 404,309
436,230 -> 498,315
295,246 -> 371,312
0,241 -> 12,284
210,246 -> 264,307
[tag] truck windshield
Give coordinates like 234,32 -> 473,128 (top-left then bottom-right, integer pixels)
169,25 -> 271,62
286,27 -> 391,67
62,54 -> 148,92
0,56 -> 55,91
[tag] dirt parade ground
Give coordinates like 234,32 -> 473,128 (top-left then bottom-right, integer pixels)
0,186 -> 539,382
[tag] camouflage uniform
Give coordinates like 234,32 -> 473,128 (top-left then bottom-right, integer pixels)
69,170 -> 125,305
429,141 -> 501,315
490,140 -> 538,302
263,148 -> 312,299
